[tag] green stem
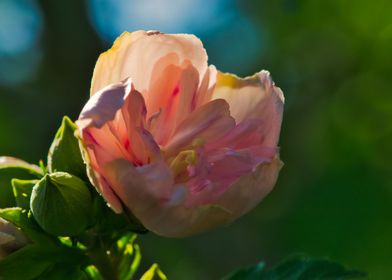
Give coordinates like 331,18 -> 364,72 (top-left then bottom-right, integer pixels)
87,237 -> 119,280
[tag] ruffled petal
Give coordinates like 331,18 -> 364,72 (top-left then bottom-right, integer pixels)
102,159 -> 235,237
91,31 -> 208,97
185,145 -> 277,206
211,70 -> 284,147
79,79 -> 133,129
164,99 -> 235,156
215,157 -> 283,218
147,62 -> 200,145
77,78 -> 162,213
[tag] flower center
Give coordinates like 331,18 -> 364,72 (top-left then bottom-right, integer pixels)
167,137 -> 206,182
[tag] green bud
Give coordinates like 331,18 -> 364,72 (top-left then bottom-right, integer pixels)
47,116 -> 86,179
11,179 -> 38,209
30,172 -> 92,236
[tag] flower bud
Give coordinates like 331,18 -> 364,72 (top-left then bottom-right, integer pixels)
30,172 -> 93,236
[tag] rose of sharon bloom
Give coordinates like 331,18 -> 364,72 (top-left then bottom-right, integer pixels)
77,30 -> 284,237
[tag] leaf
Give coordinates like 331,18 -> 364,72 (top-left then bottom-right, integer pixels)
0,157 -> 42,208
0,245 -> 53,280
223,255 -> 366,280
0,235 -> 87,280
223,262 -> 265,280
140,264 -> 167,280
0,208 -> 88,280
38,264 -> 88,280
47,116 -> 86,179
11,179 -> 38,209
30,172 -> 93,236
0,207 -> 58,246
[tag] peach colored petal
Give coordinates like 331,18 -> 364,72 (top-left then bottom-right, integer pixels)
90,31 -> 208,96
77,78 -> 163,212
147,62 -> 200,145
79,79 -> 133,129
211,70 -> 284,147
101,159 -> 236,237
185,145 -> 277,206
194,65 -> 217,107
102,159 -> 176,218
206,118 -> 264,151
215,157 -> 283,218
164,99 -> 235,156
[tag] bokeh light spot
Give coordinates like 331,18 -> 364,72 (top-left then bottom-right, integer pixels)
0,0 -> 42,55
0,0 -> 43,86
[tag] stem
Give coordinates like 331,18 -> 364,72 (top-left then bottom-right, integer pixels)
87,237 -> 119,280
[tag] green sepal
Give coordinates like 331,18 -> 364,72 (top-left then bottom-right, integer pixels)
0,159 -> 42,208
30,172 -> 93,236
222,254 -> 366,280
47,116 -> 86,179
140,264 -> 167,280
92,193 -> 147,236
11,179 -> 38,209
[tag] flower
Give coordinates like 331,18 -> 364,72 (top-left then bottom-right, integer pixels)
77,30 -> 284,237
0,218 -> 29,259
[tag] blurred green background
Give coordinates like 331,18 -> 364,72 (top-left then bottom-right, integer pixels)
0,0 -> 391,279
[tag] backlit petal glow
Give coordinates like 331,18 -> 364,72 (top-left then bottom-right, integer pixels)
77,30 -> 284,237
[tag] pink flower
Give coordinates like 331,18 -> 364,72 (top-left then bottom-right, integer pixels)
77,31 -> 284,237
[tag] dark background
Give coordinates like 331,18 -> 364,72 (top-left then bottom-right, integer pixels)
0,0 -> 391,279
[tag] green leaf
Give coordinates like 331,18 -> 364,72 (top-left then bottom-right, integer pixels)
0,245 -> 53,280
30,172 -> 93,236
47,116 -> 86,179
223,255 -> 366,280
140,264 -> 167,280
223,262 -> 265,280
0,208 -> 89,280
0,235 -> 87,280
0,207 -> 58,246
38,264 -> 88,280
11,179 -> 38,209
0,157 -> 42,208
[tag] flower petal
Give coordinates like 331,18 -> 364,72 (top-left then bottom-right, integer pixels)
211,70 -> 284,147
77,78 -> 162,213
185,145 -> 277,206
164,99 -> 235,156
147,62 -> 200,145
79,78 -> 133,129
215,157 -> 283,218
91,31 -> 208,97
102,159 -> 235,237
